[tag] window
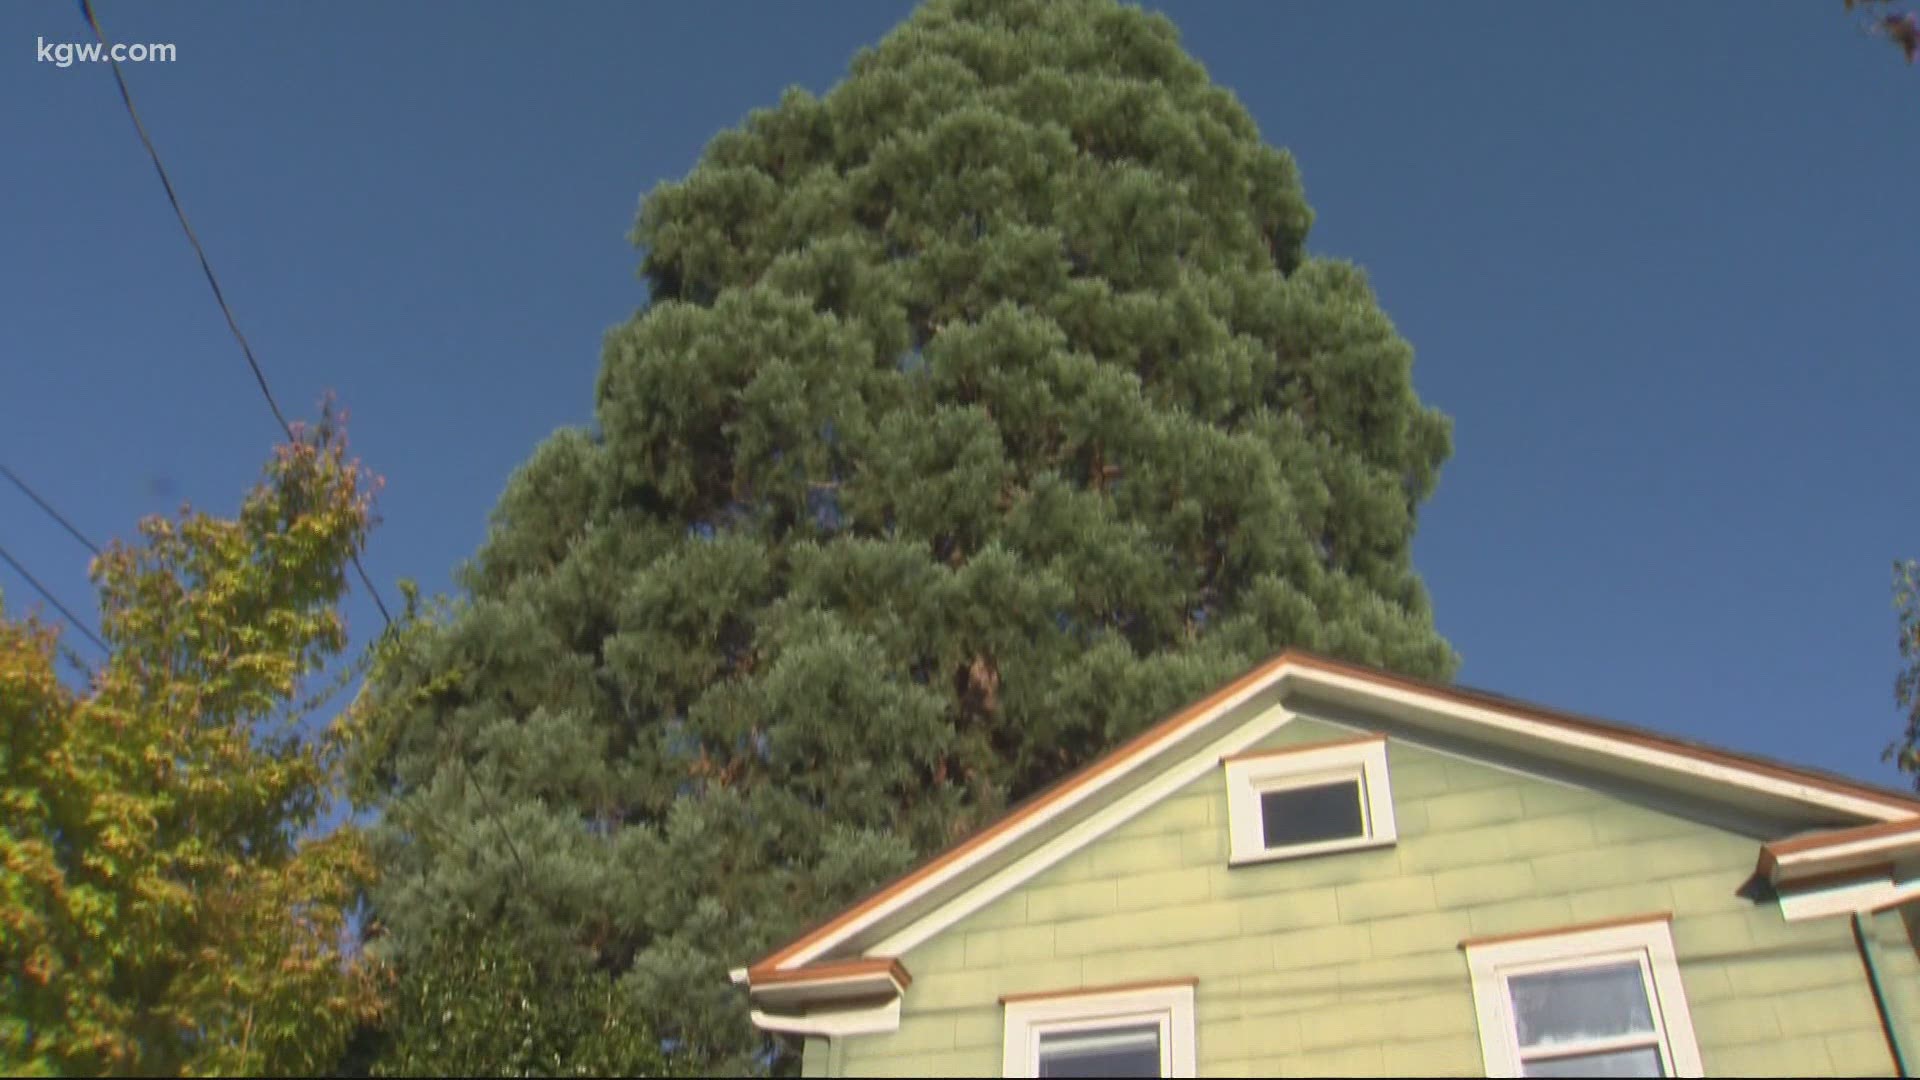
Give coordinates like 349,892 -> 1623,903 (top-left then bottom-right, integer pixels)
1036,1023 -> 1160,1077
1222,735 -> 1395,865
1001,981 -> 1196,1079
1464,916 -> 1703,1078
1260,779 -> 1365,847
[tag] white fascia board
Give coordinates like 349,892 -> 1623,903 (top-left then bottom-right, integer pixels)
1779,873 -> 1920,921
1770,831 -> 1920,883
1282,668 -> 1916,824
749,998 -> 901,1038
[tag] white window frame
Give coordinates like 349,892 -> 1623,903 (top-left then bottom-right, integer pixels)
1002,981 -> 1196,1079
1222,737 -> 1396,865
1464,917 -> 1703,1078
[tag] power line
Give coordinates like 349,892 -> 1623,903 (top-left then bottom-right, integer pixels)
898,935 -> 1898,1022
76,0 -> 393,630
0,463 -> 110,652
0,540 -> 108,654
1,463 -> 103,557
74,1 -> 527,890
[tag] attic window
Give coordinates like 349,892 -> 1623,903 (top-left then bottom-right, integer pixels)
1260,779 -> 1365,847
1223,735 -> 1395,865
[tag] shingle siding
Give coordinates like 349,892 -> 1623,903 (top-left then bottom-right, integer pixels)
823,716 -> 1899,1077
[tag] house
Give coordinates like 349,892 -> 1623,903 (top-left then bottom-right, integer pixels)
732,650 -> 1920,1077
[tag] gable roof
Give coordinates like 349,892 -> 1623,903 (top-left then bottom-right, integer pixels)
743,649 -> 1920,986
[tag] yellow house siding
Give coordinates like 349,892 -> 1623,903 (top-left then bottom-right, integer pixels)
1862,905 -> 1920,1073
832,718 -> 1894,1076
800,1036 -> 829,1077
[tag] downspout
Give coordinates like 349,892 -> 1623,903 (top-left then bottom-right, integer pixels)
1854,911 -> 1912,1078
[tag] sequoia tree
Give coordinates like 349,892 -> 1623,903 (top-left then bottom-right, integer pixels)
351,0 -> 1455,1072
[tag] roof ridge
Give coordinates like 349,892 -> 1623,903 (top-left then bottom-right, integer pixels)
751,648 -> 1920,975
1287,652 -> 1920,814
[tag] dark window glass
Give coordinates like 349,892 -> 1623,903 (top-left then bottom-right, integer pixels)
1259,780 -> 1365,849
1037,1024 -> 1161,1077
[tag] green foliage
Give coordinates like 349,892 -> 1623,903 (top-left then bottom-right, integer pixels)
352,0 -> 1456,1073
1889,560 -> 1920,775
0,409 -> 381,1076
1845,0 -> 1920,64
363,915 -> 671,1078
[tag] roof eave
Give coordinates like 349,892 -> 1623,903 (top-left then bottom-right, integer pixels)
744,956 -> 911,1011
748,650 -> 1920,976
1761,819 -> 1920,885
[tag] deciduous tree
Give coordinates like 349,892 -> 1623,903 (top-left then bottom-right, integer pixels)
0,409 -> 381,1076
1847,0 -> 1920,64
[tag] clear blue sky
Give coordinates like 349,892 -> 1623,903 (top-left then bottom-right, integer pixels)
4,1 -> 1918,790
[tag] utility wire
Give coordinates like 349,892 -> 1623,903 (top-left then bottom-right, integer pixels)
0,457 -> 540,881
1,464 -> 103,557
76,0 -> 527,886
76,0 -> 392,629
0,463 -> 110,653
894,935 -> 1904,1022
0,540 -> 108,653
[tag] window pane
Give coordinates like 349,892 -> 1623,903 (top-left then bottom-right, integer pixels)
1038,1024 -> 1161,1078
1523,1045 -> 1664,1077
1259,780 -> 1365,848
1508,961 -> 1655,1048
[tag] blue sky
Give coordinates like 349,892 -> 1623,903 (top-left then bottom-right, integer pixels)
4,1 -> 1918,791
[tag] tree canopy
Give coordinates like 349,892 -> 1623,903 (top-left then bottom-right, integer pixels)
358,911 -> 670,1078
351,0 -> 1456,1072
0,412 -> 380,1076
1887,560 -> 1920,779
1846,0 -> 1920,64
